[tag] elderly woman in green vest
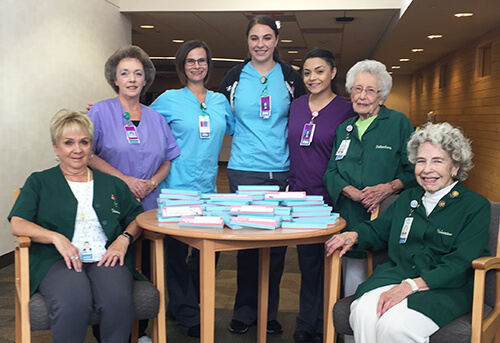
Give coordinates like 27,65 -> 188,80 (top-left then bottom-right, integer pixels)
323,59 -> 417,297
325,122 -> 490,342
9,110 -> 144,343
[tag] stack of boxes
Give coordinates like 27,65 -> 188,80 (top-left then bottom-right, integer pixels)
156,186 -> 339,230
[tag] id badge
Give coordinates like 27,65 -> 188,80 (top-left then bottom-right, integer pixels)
124,124 -> 140,144
260,95 -> 271,119
335,140 -> 351,160
199,116 -> 210,139
80,236 -> 94,262
300,123 -> 316,146
399,217 -> 414,243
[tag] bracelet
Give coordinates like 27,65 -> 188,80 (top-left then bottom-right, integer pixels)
122,231 -> 133,244
150,178 -> 157,189
402,278 -> 419,294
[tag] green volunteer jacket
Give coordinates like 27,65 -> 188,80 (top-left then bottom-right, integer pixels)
8,166 -> 144,295
324,105 -> 417,232
352,182 -> 490,327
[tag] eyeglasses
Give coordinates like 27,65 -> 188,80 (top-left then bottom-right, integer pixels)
186,58 -> 208,66
351,86 -> 380,97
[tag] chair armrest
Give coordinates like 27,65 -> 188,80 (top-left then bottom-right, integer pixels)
16,236 -> 31,248
471,256 -> 500,343
472,256 -> 500,271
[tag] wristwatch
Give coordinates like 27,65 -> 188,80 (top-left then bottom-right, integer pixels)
402,278 -> 419,294
122,231 -> 133,244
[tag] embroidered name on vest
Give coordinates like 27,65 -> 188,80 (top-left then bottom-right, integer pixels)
375,145 -> 392,150
436,229 -> 452,236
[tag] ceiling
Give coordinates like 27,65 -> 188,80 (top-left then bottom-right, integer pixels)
127,0 -> 500,79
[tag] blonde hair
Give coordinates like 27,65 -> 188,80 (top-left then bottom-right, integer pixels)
50,109 -> 94,145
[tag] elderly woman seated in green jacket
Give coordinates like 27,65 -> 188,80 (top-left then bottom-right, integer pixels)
325,122 -> 490,343
9,110 -> 144,343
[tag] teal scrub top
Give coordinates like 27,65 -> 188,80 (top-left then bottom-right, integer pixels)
150,87 -> 234,193
230,62 -> 291,172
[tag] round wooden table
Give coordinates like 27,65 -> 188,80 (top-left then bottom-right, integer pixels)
136,210 -> 345,343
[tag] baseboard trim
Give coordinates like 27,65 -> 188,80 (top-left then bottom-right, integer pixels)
0,251 -> 14,269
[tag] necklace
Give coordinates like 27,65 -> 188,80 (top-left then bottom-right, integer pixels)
65,168 -> 91,220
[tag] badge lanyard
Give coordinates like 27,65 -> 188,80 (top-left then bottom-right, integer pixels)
260,76 -> 271,119
300,111 -> 319,146
123,112 -> 140,144
400,200 -> 419,244
335,124 -> 353,160
66,168 -> 94,261
199,102 -> 210,139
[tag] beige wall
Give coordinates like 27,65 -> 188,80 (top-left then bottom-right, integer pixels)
0,0 -> 131,257
409,25 -> 500,201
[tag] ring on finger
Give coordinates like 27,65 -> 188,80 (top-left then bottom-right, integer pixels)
113,254 -> 119,258
74,256 -> 80,260
70,256 -> 76,260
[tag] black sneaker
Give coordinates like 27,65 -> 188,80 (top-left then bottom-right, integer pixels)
267,319 -> 283,335
229,319 -> 250,334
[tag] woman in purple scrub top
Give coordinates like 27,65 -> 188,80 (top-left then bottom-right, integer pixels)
87,45 -> 180,342
288,47 -> 355,343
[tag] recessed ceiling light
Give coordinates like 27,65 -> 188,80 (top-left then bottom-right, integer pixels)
427,34 -> 443,39
400,58 -> 410,62
281,39 -> 293,43
288,50 -> 299,54
140,25 -> 155,29
391,65 -> 401,69
172,39 -> 185,43
412,48 -> 424,53
454,12 -> 473,18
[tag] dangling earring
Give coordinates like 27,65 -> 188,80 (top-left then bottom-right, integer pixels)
89,154 -> 94,160
55,155 -> 60,162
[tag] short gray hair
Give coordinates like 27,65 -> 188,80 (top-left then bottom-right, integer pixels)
407,122 -> 473,181
104,45 -> 156,96
345,60 -> 392,100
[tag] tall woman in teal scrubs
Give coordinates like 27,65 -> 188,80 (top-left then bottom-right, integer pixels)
218,15 -> 307,335
150,40 -> 234,338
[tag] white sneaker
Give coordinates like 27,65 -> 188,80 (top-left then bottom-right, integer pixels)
138,336 -> 152,343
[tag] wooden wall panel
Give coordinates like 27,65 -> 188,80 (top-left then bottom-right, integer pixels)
409,25 -> 500,201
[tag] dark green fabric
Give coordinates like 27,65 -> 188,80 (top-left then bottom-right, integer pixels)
324,105 -> 417,232
352,183 -> 490,327
8,166 -> 144,295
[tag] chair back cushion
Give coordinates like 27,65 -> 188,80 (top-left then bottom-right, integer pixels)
485,202 -> 500,308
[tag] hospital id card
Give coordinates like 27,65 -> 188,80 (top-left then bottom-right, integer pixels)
399,217 -> 414,243
335,140 -> 350,160
199,116 -> 210,138
300,123 -> 316,146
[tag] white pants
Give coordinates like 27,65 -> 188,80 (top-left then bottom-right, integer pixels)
349,285 -> 439,343
342,257 -> 368,297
